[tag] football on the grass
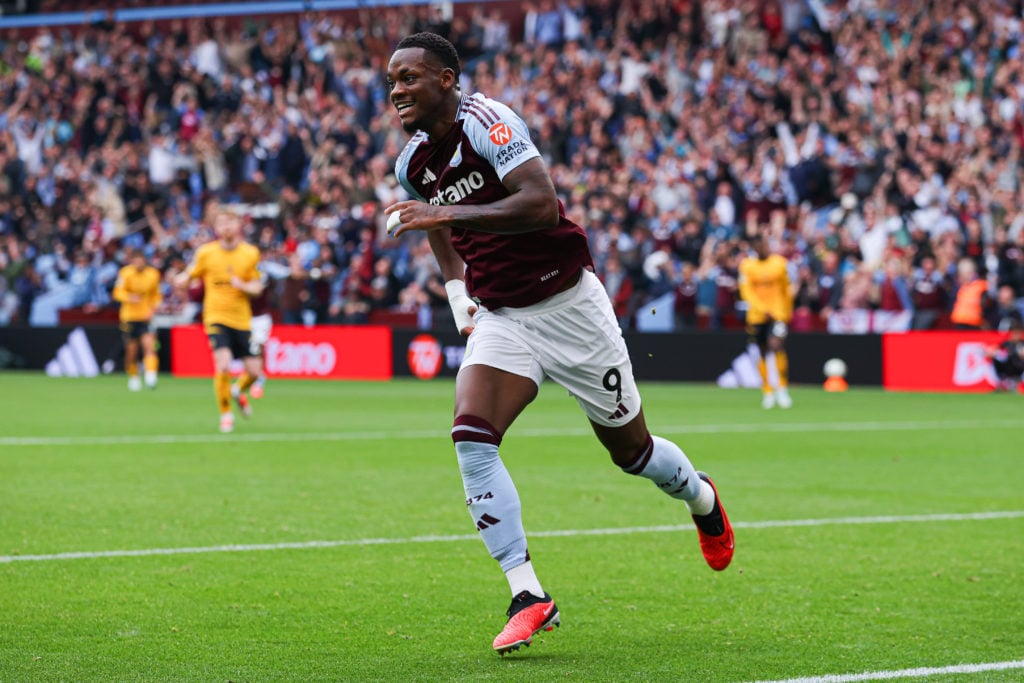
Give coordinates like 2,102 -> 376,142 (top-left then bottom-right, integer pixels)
823,358 -> 847,378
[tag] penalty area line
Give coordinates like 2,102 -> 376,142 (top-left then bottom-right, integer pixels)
741,659 -> 1024,683
1,510 -> 1022,564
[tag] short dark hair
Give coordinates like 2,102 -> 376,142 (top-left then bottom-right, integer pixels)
396,32 -> 461,79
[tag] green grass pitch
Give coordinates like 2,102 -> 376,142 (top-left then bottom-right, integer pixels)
1,372 -> 1022,682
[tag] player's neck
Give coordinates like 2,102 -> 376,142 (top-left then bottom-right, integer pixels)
424,91 -> 463,141
219,237 -> 240,250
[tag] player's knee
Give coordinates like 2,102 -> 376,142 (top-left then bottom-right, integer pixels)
615,430 -> 654,472
452,415 -> 505,480
451,415 -> 503,446
601,427 -> 652,470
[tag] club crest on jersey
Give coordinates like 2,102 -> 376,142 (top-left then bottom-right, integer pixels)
488,122 -> 513,146
449,142 -> 463,168
429,171 -> 485,205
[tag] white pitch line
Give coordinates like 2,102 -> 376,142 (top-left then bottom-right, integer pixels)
1,418 -> 1022,448
1,510 -> 1021,565
742,659 -> 1024,683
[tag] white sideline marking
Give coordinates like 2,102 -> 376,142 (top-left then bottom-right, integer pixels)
1,510 -> 1021,564
1,418 -> 1022,447
743,659 -> 1024,683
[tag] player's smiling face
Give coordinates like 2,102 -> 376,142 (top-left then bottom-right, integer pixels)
387,48 -> 455,136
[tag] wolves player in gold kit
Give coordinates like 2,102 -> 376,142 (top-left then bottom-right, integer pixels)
738,235 -> 794,408
176,209 -> 264,433
112,248 -> 162,391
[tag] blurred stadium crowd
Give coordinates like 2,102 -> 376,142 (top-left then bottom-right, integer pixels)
2,0 -> 1024,331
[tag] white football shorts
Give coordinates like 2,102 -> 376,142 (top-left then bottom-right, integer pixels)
250,313 -> 273,346
462,269 -> 642,427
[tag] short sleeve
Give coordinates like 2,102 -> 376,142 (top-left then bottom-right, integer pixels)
461,95 -> 541,182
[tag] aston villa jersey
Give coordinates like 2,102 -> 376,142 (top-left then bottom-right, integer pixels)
395,92 -> 593,309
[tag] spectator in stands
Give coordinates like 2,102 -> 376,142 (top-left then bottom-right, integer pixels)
2,0 -> 1024,337
14,261 -> 43,326
673,261 -> 700,330
872,257 -> 914,316
279,252 -> 312,325
839,262 -> 874,313
811,249 -> 844,324
950,258 -> 990,330
995,227 -> 1024,296
910,256 -> 951,330
987,284 -> 1024,332
710,245 -> 740,330
600,253 -> 633,329
328,252 -> 371,325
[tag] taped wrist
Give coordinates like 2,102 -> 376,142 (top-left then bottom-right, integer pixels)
445,279 -> 475,332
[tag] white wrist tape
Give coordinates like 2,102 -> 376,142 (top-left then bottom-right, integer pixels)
444,279 -> 476,333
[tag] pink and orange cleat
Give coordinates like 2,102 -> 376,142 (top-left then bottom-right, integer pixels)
492,591 -> 560,655
692,472 -> 735,571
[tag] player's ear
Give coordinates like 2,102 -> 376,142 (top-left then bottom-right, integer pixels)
440,67 -> 458,91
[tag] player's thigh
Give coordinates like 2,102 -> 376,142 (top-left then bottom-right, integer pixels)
747,323 -> 769,352
211,346 -> 234,372
225,327 -> 252,361
206,325 -> 238,372
140,329 -> 157,354
123,336 -> 139,359
454,364 -> 538,434
457,312 -> 541,432
121,322 -> 138,352
533,272 -> 643,428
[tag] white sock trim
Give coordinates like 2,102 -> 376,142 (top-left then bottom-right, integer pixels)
686,479 -> 716,517
505,561 -> 544,598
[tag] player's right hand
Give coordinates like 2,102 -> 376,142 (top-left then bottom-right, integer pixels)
384,200 -> 453,237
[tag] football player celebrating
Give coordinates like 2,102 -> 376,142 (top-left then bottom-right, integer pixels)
384,33 -> 735,655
